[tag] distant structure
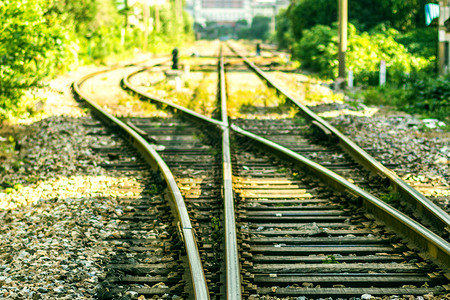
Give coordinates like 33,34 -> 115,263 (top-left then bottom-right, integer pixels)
185,0 -> 288,26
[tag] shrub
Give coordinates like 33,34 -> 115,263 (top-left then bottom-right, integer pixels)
0,0 -> 71,120
293,23 -> 431,85
292,25 -> 338,77
405,74 -> 450,120
0,0 -> 194,121
355,74 -> 449,121
395,27 -> 437,58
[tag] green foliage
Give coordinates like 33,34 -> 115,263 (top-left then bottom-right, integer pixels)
211,217 -> 220,231
147,183 -> 161,195
0,0 -> 72,120
379,189 -> 401,203
277,0 -> 443,121
282,0 -> 433,43
404,74 -> 450,120
292,25 -> 337,76
275,8 -> 293,50
235,19 -> 250,39
323,254 -> 340,264
234,16 -> 271,40
48,0 -> 99,34
0,136 -> 16,156
146,6 -> 193,52
274,0 -> 438,78
355,86 -> 409,107
395,27 -> 437,58
276,167 -> 287,173
250,16 -> 271,40
1,0 -> 194,121
287,0 -> 336,40
354,74 -> 450,121
293,23 -> 431,85
348,29 -> 430,85
82,1 -> 123,60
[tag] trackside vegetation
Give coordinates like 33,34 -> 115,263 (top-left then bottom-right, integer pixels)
276,0 -> 448,122
0,0 -> 193,121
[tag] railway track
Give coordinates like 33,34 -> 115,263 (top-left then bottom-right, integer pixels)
233,136 -> 447,298
222,46 -> 450,298
88,137 -> 188,298
123,50 -> 240,298
225,42 -> 450,239
124,115 -> 226,298
73,59 -> 210,299
72,43 -> 450,298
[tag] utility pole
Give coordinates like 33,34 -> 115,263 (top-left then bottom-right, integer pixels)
155,4 -> 160,32
270,5 -> 276,34
125,0 -> 128,28
143,0 -> 150,51
176,0 -> 182,21
338,0 -> 348,85
438,0 -> 446,75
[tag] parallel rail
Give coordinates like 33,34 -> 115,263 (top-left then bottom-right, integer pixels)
124,48 -> 243,299
227,42 -> 450,237
219,48 -> 242,299
72,60 -> 210,299
231,124 -> 450,269
123,48 -> 450,292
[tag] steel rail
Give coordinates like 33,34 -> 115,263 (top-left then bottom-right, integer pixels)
123,55 -> 242,300
123,54 -> 450,271
125,53 -> 243,297
227,42 -> 450,236
231,123 -> 450,270
219,47 -> 242,299
72,62 -> 210,299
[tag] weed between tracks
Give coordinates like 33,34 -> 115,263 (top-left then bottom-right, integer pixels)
144,71 -> 217,118
264,71 -> 344,106
225,70 -> 302,119
379,187 -> 401,204
116,95 -> 166,117
322,254 -> 340,264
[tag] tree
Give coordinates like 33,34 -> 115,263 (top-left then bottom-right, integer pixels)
285,0 -> 436,42
0,0 -> 195,120
293,23 -> 430,84
250,16 -> 271,40
288,0 -> 336,40
276,8 -> 293,49
0,0 -> 70,120
236,20 -> 250,39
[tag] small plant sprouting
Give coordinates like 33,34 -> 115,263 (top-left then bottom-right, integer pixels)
193,132 -> 205,141
323,255 -> 339,264
26,176 -> 37,183
147,183 -> 160,195
207,148 -> 220,156
277,167 -> 287,173
379,187 -> 401,203
211,217 -> 220,231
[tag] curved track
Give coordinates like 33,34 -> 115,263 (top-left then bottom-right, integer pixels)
74,43 -> 450,299
73,59 -> 209,299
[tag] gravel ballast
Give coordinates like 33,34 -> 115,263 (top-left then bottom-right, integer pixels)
0,53 -> 448,299
325,107 -> 449,212
0,67 -> 150,299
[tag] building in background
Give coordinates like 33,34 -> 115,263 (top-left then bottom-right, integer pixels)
185,0 -> 288,27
